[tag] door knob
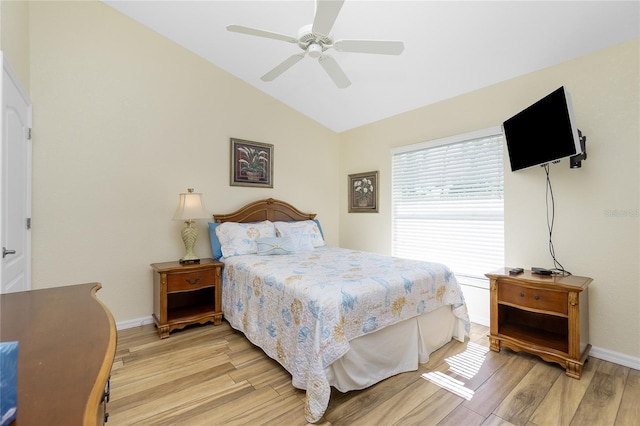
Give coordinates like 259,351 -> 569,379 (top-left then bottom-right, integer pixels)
3,247 -> 16,258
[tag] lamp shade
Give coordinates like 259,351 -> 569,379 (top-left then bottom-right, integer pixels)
173,188 -> 207,221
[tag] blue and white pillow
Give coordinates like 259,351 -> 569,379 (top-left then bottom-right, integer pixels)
215,220 -> 276,258
256,237 -> 295,255
274,220 -> 324,249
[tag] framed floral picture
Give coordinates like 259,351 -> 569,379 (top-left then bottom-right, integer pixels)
348,171 -> 379,213
230,138 -> 273,188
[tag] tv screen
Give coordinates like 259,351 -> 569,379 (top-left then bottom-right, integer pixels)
503,86 -> 581,172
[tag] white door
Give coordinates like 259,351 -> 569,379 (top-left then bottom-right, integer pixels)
1,54 -> 32,294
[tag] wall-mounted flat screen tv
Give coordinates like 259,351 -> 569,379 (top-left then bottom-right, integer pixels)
503,86 -> 582,172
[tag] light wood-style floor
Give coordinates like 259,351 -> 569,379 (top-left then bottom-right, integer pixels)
109,321 -> 639,425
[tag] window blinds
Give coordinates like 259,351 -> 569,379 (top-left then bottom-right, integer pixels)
391,128 -> 504,284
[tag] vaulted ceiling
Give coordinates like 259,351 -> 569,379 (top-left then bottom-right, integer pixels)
103,1 -> 639,132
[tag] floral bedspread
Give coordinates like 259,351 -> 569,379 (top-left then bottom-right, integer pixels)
220,246 -> 469,422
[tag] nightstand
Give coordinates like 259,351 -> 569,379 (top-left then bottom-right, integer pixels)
486,268 -> 591,379
151,258 -> 223,338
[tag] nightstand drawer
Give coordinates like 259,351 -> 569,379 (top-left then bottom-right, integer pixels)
499,282 -> 568,315
167,269 -> 217,293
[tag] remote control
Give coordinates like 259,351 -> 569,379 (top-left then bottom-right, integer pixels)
509,267 -> 524,275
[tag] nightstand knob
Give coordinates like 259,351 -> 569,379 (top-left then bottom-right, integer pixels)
534,295 -> 540,300
186,277 -> 201,285
519,292 -> 525,297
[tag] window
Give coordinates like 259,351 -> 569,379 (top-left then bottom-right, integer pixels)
391,127 -> 504,287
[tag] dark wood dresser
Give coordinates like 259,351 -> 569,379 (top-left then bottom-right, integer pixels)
0,283 -> 116,425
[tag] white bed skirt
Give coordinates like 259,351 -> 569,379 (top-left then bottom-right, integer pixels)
327,305 -> 466,392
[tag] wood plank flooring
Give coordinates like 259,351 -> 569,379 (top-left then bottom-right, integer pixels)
109,322 -> 638,425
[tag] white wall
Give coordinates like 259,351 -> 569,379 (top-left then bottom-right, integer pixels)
339,38 -> 640,362
25,0 -> 340,324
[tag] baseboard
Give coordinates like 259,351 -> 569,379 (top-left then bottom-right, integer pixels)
116,316 -> 154,331
469,315 -> 489,327
590,345 -> 640,371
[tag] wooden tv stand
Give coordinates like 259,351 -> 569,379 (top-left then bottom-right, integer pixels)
486,268 -> 591,379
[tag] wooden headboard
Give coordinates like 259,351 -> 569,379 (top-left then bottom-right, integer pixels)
212,198 -> 316,223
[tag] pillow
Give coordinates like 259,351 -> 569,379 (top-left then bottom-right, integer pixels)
256,237 -> 294,255
274,220 -> 325,248
311,219 -> 325,240
208,222 -> 223,260
215,220 -> 277,258
275,227 -> 315,252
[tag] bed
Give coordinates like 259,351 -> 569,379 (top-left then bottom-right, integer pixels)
210,198 -> 470,423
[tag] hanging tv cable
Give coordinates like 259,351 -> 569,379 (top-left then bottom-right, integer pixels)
543,164 -> 571,276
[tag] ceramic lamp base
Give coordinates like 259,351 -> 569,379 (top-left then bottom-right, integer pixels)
180,221 -> 200,263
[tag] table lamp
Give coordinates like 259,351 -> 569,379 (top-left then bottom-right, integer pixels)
173,188 -> 208,264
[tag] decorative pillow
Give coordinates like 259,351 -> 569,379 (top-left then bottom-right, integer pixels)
274,220 -> 325,248
215,220 -> 276,258
256,237 -> 294,255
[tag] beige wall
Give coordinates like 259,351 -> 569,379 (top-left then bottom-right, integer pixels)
4,0 -> 638,362
339,38 -> 640,361
26,0 -> 340,323
0,0 -> 30,90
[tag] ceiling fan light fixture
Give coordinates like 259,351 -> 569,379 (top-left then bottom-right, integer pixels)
308,43 -> 323,58
227,0 -> 404,88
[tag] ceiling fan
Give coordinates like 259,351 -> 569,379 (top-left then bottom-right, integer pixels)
227,0 -> 404,88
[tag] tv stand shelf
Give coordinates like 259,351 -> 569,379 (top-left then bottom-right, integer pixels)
486,268 -> 591,379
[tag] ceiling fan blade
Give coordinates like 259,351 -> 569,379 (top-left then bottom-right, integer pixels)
312,0 -> 345,35
318,55 -> 351,88
333,40 -> 405,55
227,25 -> 297,43
261,54 -> 306,82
